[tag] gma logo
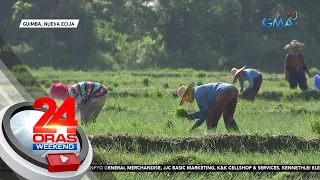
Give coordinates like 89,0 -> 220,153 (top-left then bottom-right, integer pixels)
262,18 -> 293,28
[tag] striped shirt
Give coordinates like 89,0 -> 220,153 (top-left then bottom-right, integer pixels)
68,81 -> 108,108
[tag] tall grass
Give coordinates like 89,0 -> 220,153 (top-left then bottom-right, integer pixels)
26,69 -> 320,179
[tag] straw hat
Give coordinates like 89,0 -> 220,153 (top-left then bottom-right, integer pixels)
176,82 -> 195,106
231,65 -> 246,84
284,40 -> 305,50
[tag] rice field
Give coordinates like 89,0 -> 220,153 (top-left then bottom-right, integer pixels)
19,67 -> 320,179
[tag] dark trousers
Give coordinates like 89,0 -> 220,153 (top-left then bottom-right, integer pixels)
242,74 -> 263,100
80,94 -> 108,124
206,85 -> 239,131
287,67 -> 308,90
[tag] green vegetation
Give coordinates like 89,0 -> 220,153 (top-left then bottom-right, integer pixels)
175,107 -> 189,118
27,68 -> 320,179
2,1 -> 320,179
2,1 -> 320,72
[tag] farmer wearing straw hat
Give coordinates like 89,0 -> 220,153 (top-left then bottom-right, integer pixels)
50,81 -> 109,124
231,66 -> 262,100
176,82 -> 239,131
284,40 -> 311,90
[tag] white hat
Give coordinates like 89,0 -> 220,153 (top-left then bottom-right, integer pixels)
284,40 -> 305,50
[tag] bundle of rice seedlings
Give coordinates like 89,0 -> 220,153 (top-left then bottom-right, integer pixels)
175,107 -> 188,118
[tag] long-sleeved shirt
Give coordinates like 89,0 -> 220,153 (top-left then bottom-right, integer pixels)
191,83 -> 232,127
238,69 -> 260,92
284,53 -> 309,75
68,81 -> 108,112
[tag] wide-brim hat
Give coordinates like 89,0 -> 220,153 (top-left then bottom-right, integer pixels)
284,40 -> 305,50
231,66 -> 246,84
176,82 -> 195,106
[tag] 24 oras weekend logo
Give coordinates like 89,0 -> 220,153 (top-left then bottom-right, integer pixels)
0,95 -> 92,178
32,97 -> 78,151
262,11 -> 298,28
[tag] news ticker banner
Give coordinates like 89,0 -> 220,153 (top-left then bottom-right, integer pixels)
2,165 -> 319,172
89,165 -> 320,172
19,19 -> 79,28
0,97 -> 93,180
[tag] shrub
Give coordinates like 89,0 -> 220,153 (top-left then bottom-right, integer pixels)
163,83 -> 169,89
150,89 -> 164,98
11,41 -> 33,53
143,92 -> 150,97
155,91 -> 164,98
143,78 -> 149,87
12,64 -> 28,73
309,67 -> 320,76
227,34 -> 283,72
87,50 -> 116,70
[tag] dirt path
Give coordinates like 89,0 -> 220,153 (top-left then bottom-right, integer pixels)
88,134 -> 320,153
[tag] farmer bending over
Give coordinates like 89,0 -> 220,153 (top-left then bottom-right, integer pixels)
50,81 -> 109,124
177,82 -> 239,131
231,66 -> 262,100
284,40 -> 311,90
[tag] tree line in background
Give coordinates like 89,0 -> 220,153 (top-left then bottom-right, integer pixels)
0,0 -> 320,72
